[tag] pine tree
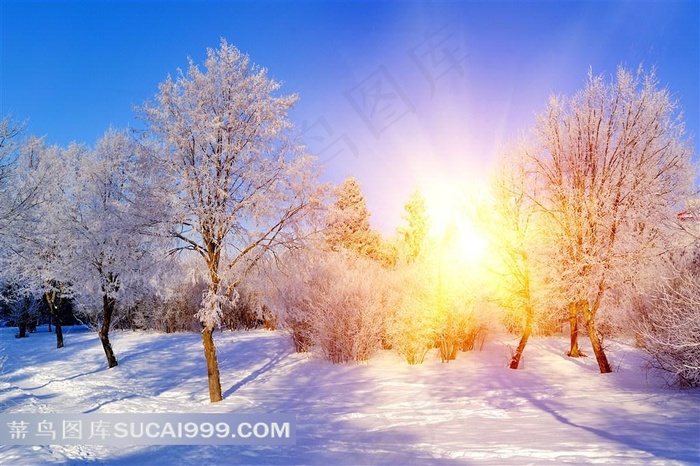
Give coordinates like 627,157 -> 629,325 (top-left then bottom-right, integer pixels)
325,176 -> 380,258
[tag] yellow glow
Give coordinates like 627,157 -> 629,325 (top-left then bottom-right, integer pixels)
421,179 -> 490,267
416,177 -> 499,329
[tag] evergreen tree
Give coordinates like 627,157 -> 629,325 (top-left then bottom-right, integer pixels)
325,176 -> 380,258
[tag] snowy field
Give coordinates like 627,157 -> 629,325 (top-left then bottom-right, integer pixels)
0,326 -> 698,465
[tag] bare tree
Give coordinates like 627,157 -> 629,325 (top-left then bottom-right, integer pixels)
141,40 -> 321,402
529,66 -> 695,373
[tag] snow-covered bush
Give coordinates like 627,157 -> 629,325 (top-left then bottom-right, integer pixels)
385,262 -> 495,364
154,290 -> 202,334
385,266 -> 436,364
220,280 -> 276,331
458,306 -> 492,352
434,297 -> 483,362
272,251 -> 390,363
636,272 -> 700,387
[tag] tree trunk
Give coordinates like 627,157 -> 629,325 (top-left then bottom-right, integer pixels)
567,301 -> 586,357
510,305 -> 533,369
17,323 -> 27,338
583,306 -> 612,373
55,319 -> 64,349
99,293 -> 119,368
202,324 -> 223,402
44,292 -> 64,349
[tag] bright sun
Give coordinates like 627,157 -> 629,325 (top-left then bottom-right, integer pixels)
421,180 -> 490,266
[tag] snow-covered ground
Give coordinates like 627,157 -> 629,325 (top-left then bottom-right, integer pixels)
1,325 -> 698,465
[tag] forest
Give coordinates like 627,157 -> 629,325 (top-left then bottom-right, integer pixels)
1,40 -> 698,406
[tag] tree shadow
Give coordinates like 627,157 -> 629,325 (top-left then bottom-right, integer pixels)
223,349 -> 290,398
524,392 -> 700,463
83,394 -> 141,414
21,367 -> 105,391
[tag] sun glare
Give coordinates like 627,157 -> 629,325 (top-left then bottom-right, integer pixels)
421,180 -> 490,267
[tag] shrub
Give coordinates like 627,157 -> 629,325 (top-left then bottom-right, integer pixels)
384,265 -> 436,364
273,251 -> 389,363
434,295 -> 492,362
636,272 -> 700,387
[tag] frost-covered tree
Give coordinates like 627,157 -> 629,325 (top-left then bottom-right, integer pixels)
2,122 -> 160,356
56,130 -> 159,367
636,262 -> 700,387
6,137 -> 74,348
0,129 -> 79,348
397,188 -> 429,263
0,118 -> 43,254
0,116 -> 27,230
141,40 -> 321,402
529,66 -> 695,373
0,116 -> 23,165
325,176 -> 381,258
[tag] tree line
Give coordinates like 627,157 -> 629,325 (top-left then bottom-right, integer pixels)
1,41 -> 698,403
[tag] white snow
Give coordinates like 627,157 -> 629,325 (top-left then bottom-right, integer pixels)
1,326 -> 698,465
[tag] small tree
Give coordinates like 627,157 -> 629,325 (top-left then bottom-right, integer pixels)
325,177 -> 381,257
142,40 -> 321,402
397,188 -> 430,263
0,121 -> 50,276
483,145 -> 556,369
7,137 -> 75,349
59,130 -> 158,368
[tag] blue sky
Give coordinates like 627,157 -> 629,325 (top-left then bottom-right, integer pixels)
1,1 -> 698,233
